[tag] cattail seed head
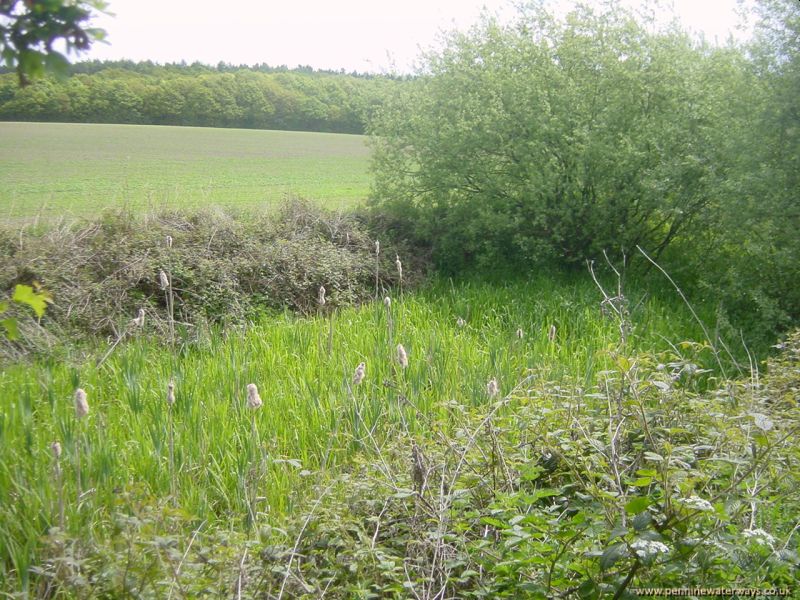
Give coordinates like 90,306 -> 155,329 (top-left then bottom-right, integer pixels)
167,381 -> 175,406
384,296 -> 391,309
246,383 -> 262,410
487,378 -> 499,399
456,317 -> 466,328
353,362 -> 366,385
132,308 -> 145,328
318,285 -> 326,306
158,270 -> 170,290
397,344 -> 408,369
516,328 -> 524,339
548,324 -> 557,342
166,235 -> 173,249
74,388 -> 89,419
375,240 -> 380,255
51,441 -> 62,459
395,255 -> 403,280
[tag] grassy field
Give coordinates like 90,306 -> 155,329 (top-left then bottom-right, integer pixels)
0,275 -> 716,591
0,122 -> 371,220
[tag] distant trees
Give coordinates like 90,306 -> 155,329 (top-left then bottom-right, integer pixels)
369,0 -> 799,340
0,62 -> 400,133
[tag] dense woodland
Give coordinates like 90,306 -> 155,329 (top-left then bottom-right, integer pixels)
0,61 -> 401,133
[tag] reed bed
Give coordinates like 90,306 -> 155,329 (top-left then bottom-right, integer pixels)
0,274 -> 711,589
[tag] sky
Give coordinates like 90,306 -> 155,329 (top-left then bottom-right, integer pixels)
81,0 -> 754,74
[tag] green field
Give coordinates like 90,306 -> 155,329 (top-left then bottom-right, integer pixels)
0,122 -> 371,220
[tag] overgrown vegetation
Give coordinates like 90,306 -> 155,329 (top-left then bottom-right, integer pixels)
369,0 -> 800,345
1,277 -> 796,596
0,200 -> 413,359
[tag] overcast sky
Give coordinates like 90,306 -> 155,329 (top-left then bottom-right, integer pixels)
82,0 -> 753,74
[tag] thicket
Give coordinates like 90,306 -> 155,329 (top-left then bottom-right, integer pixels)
369,0 -> 800,345
0,62 -> 400,133
0,200 -> 415,359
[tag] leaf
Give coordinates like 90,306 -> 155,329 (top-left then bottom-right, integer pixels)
600,543 -> 628,570
625,496 -> 651,515
632,511 -> 652,531
480,516 -> 507,529
1,318 -> 19,341
630,477 -> 653,487
12,284 -> 50,318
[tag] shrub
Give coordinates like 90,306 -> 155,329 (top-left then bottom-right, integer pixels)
0,199 -> 416,358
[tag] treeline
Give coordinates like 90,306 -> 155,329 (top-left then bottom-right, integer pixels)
0,61 -> 402,133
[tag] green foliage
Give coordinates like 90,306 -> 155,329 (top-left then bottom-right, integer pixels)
0,199 -> 399,355
0,61 -> 399,133
0,283 -> 51,340
0,0 -> 107,86
370,5 -> 732,271
5,324 -> 796,597
368,1 -> 800,340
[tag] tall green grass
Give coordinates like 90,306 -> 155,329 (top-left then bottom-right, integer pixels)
0,274 -> 717,588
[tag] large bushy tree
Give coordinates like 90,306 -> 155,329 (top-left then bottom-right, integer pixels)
369,3 -> 745,272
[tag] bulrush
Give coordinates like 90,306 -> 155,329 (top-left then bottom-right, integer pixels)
456,317 -> 466,328
353,362 -> 366,385
516,328 -> 524,339
397,344 -> 408,369
166,381 -> 175,406
132,308 -> 145,328
395,255 -> 403,280
246,383 -> 263,410
158,269 -> 170,290
487,378 -> 499,399
318,285 -> 326,306
51,441 -> 62,459
74,388 -> 89,419
548,324 -> 557,342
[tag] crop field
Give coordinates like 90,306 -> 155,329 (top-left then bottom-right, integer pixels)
0,122 -> 371,220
